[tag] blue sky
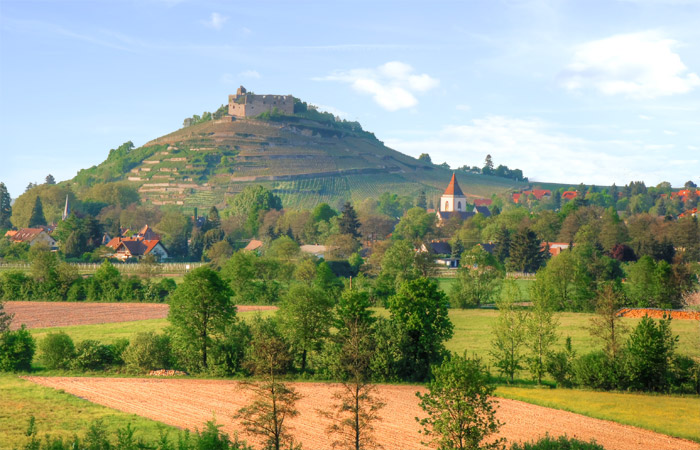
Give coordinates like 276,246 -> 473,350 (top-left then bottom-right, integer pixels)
1,0 -> 699,197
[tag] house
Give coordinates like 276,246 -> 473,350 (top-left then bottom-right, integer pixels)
474,198 -> 493,207
561,191 -> 578,201
421,241 -> 459,268
513,189 -> 552,204
243,239 -> 264,252
7,228 -> 57,249
300,244 -> 329,259
679,208 -> 698,218
544,242 -> 572,256
104,224 -> 168,261
111,239 -> 168,261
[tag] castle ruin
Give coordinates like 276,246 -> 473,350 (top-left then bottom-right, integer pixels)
228,86 -> 294,117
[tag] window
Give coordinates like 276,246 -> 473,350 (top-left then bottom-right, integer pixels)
445,201 -> 449,210
457,201 -> 462,210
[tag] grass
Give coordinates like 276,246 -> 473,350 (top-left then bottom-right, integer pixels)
0,375 -> 179,449
495,385 -> 700,443
28,309 -> 276,346
28,309 -> 699,361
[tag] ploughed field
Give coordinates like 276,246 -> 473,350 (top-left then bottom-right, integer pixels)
5,302 -> 276,330
24,377 -> 700,450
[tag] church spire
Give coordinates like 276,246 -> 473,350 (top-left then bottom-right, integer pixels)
62,195 -> 70,220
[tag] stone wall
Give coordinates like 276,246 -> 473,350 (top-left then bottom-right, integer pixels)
228,89 -> 294,117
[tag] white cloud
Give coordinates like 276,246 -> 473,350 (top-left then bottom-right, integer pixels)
202,12 -> 228,30
315,61 -> 439,111
560,31 -> 700,99
456,104 -> 471,112
384,116 -> 698,186
639,114 -> 652,120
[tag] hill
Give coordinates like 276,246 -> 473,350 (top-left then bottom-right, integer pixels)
72,107 -> 526,210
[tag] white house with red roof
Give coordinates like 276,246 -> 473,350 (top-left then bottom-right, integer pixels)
104,225 -> 168,261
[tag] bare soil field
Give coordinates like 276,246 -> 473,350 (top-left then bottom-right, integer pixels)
24,377 -> 700,450
618,307 -> 700,320
5,302 -> 277,330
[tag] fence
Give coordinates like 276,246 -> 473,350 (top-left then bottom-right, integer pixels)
0,262 -> 206,275
435,268 -> 537,280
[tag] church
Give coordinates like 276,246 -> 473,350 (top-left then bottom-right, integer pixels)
435,173 -> 491,222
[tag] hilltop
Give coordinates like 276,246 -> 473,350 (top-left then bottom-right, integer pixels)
72,97 -> 525,210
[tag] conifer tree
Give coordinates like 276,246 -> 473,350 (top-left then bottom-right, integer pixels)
28,196 -> 47,227
0,182 -> 12,229
339,201 -> 361,238
45,174 -> 56,185
416,191 -> 427,209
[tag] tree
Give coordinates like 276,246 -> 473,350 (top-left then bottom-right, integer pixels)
490,280 -> 527,382
312,203 -> 338,223
525,290 -> 559,384
418,153 -> 432,164
416,191 -> 427,209
624,316 -> 678,392
0,182 -> 12,230
168,267 -> 235,371
416,354 -> 504,450
482,154 -> 494,176
393,207 -> 435,243
506,228 -> 546,273
237,317 -> 300,450
322,290 -> 383,450
225,185 -> 283,236
388,277 -> 454,381
44,174 -> 56,185
589,283 -> 628,360
0,300 -> 13,332
339,202 -> 361,238
278,283 -> 334,372
155,210 -> 191,258
450,246 -> 504,308
28,196 -> 46,227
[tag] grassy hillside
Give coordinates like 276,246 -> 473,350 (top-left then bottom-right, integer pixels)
72,112 -> 526,210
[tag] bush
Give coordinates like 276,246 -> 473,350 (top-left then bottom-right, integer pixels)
546,336 -> 576,388
0,326 -> 36,371
208,321 -> 252,376
72,340 -> 115,371
122,332 -> 172,373
39,332 -> 75,370
108,338 -> 130,366
670,355 -> 700,395
573,351 -> 625,390
510,435 -> 605,450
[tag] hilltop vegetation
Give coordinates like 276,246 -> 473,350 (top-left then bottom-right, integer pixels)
63,102 -> 523,211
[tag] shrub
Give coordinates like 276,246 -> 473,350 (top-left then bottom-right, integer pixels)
573,351 -> 624,390
510,434 -> 605,450
122,332 -> 172,373
108,338 -> 130,366
624,316 -> 677,392
39,332 -> 76,370
72,340 -> 114,371
670,354 -> 700,395
546,336 -> 576,388
0,326 -> 36,372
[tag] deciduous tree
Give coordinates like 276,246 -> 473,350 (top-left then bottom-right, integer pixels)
490,280 -> 527,383
416,354 -> 504,450
168,267 -> 235,371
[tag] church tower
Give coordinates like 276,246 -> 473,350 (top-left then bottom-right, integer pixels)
440,173 -> 467,212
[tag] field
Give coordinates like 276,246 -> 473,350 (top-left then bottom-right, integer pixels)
22,376 -> 700,450
437,277 -> 534,301
5,301 -> 276,331
496,386 -> 700,443
16,302 -> 699,361
0,375 -> 178,449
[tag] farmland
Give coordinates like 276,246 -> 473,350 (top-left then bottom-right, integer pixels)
21,376 -> 700,450
5,301 -> 276,331
15,302 -> 699,360
0,375 -> 177,448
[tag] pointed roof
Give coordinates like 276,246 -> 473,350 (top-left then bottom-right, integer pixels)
62,195 -> 70,221
443,173 -> 465,196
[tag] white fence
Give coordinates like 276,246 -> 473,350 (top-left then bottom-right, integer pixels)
0,262 -> 206,274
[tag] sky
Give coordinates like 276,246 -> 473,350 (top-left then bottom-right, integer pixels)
1,0 -> 699,198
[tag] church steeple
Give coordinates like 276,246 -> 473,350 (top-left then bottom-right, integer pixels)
62,195 -> 70,221
440,173 -> 466,212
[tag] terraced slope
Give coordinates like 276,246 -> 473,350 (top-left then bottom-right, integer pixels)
74,114 -> 525,210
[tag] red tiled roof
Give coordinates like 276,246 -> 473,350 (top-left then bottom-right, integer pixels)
443,173 -> 464,196
562,191 -> 578,200
473,198 -> 492,207
11,228 -> 45,243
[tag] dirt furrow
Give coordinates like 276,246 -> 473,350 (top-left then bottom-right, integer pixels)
23,377 -> 700,450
